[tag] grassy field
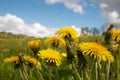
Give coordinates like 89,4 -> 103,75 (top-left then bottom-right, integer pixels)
0,32 -> 120,80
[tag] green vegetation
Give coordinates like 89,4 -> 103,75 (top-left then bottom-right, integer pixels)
0,28 -> 120,80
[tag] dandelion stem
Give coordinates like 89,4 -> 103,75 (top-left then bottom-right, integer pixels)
117,52 -> 119,80
49,68 -> 52,80
106,61 -> 110,80
55,68 -> 60,80
116,41 -> 120,80
95,61 -> 98,80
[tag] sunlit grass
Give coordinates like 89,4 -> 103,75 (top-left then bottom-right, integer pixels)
0,27 -> 120,80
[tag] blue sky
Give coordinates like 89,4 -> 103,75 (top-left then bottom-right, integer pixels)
0,0 -> 119,37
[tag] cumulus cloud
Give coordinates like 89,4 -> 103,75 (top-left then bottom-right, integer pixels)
92,0 -> 120,24
45,0 -> 86,14
0,14 -> 58,37
0,14 -> 81,37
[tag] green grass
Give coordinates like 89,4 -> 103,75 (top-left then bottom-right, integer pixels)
0,35 -> 120,80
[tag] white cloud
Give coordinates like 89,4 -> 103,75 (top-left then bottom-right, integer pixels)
92,0 -> 120,24
100,3 -> 108,9
0,14 -> 58,37
71,25 -> 81,36
45,0 -> 85,14
0,14 -> 81,37
46,0 -> 60,4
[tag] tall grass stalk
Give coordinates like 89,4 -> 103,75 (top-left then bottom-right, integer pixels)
20,68 -> 30,80
84,69 -> 90,80
38,68 -> 44,80
55,68 -> 60,80
72,61 -> 81,80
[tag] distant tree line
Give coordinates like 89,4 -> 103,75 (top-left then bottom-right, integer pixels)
0,32 -> 31,39
80,27 -> 100,36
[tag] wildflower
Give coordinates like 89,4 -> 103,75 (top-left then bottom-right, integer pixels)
45,36 -> 66,48
60,53 -> 67,58
78,42 -> 114,62
38,49 -> 63,67
113,44 -> 119,51
28,40 -> 41,55
24,55 -> 41,67
55,27 -> 78,42
112,29 -> 120,41
3,56 -> 19,63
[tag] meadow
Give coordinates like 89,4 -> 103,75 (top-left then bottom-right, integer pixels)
0,26 -> 120,80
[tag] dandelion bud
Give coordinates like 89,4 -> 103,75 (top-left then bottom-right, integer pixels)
66,43 -> 71,50
18,51 -> 23,64
77,50 -> 87,67
66,43 -> 74,62
104,24 -> 115,44
107,24 -> 115,31
18,51 -> 23,57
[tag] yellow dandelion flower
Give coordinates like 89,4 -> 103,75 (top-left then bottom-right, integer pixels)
3,58 -> 10,63
3,56 -> 19,63
78,42 -> 114,62
28,40 -> 41,54
112,29 -> 120,41
113,44 -> 119,51
45,36 -> 66,48
38,49 -> 63,66
24,55 -> 41,67
60,53 -> 67,58
55,27 -> 78,42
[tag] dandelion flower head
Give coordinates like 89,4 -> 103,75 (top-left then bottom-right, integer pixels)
113,44 -> 119,51
55,27 -> 78,42
28,40 -> 41,53
45,36 -> 66,48
112,29 -> 120,41
78,42 -> 114,62
24,55 -> 41,67
60,53 -> 67,58
4,56 -> 19,63
38,49 -> 63,66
